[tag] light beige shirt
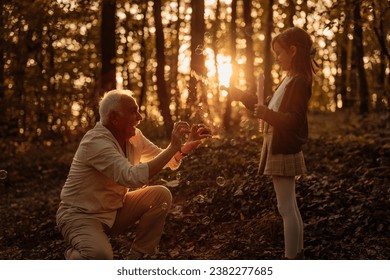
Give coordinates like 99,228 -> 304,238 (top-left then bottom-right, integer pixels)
57,122 -> 180,228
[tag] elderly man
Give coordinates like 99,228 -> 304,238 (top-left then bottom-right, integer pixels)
56,89 -> 210,259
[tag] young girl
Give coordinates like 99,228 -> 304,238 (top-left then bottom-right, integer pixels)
225,27 -> 316,259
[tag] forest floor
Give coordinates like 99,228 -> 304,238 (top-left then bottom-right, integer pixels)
1,111 -> 389,260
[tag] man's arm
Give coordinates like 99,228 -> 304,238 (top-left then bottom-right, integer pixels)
146,144 -> 178,179
146,121 -> 190,179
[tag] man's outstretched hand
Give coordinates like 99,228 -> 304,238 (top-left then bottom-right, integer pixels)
181,124 -> 212,154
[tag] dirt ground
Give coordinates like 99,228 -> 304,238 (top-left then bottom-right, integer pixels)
1,111 -> 389,259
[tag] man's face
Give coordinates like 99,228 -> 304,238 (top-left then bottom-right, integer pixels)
116,96 -> 143,140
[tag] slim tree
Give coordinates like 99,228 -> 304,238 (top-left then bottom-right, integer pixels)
339,0 -> 352,109
243,0 -> 255,89
263,0 -> 274,100
138,4 -> 148,111
189,0 -> 206,107
372,0 -> 390,110
353,0 -> 369,114
0,0 -> 4,99
101,0 -> 116,93
153,0 -> 173,135
223,0 -> 237,131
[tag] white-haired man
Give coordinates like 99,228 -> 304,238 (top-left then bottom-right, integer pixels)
56,89 -> 210,259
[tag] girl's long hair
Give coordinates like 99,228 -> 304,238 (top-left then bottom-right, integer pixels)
272,27 -> 317,82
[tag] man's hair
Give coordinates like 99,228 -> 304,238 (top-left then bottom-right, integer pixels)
99,89 -> 134,125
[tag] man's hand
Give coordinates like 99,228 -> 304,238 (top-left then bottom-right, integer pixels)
171,121 -> 191,150
181,124 -> 212,155
188,124 -> 212,141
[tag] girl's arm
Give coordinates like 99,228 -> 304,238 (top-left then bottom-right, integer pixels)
220,86 -> 257,110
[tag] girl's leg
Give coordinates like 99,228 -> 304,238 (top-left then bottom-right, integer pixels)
272,176 -> 303,259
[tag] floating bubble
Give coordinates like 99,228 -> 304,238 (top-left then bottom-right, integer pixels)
216,176 -> 226,186
173,205 -> 183,212
230,139 -> 237,146
201,216 -> 211,225
186,180 -> 190,186
176,172 -> 182,181
0,170 -> 7,180
161,202 -> 168,210
195,45 -> 204,55
246,165 -> 256,175
194,194 -> 205,204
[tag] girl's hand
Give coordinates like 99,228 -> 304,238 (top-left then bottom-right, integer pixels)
220,85 -> 245,101
254,104 -> 267,119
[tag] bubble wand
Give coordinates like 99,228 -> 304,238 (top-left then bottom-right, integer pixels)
257,73 -> 265,133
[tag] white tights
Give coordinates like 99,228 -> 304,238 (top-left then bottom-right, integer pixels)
272,176 -> 303,259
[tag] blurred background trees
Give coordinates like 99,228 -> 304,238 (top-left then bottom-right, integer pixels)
0,0 -> 389,143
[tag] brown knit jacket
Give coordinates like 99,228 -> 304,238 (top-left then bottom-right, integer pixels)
241,74 -> 311,154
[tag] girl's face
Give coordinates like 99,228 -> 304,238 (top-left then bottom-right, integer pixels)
273,41 -> 296,73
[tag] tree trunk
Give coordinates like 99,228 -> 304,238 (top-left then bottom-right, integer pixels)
372,0 -> 390,110
337,0 -> 351,109
139,4 -> 148,110
189,0 -> 205,107
243,0 -> 255,90
0,0 -> 4,99
223,0 -> 237,132
153,0 -> 173,136
101,0 -> 116,93
263,0 -> 274,100
172,0 -> 182,119
212,0 -> 221,88
287,0 -> 295,27
353,1 -> 369,114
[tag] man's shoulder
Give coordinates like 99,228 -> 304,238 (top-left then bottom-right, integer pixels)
80,124 -> 117,149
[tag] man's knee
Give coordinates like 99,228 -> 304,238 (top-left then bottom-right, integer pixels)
68,241 -> 113,260
150,185 -> 172,208
61,219 -> 114,260
157,185 -> 172,203
87,244 -> 113,260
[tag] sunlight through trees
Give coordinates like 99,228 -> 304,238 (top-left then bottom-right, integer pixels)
0,0 -> 389,141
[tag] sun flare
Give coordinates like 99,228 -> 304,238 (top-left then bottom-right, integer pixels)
204,48 -> 232,88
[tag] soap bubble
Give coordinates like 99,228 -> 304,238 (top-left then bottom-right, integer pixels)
246,165 -> 256,175
176,172 -> 182,181
173,205 -> 183,212
0,170 -> 7,180
194,194 -> 205,204
161,202 -> 168,210
195,45 -> 204,55
230,139 -> 237,146
201,216 -> 211,225
216,176 -> 225,186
